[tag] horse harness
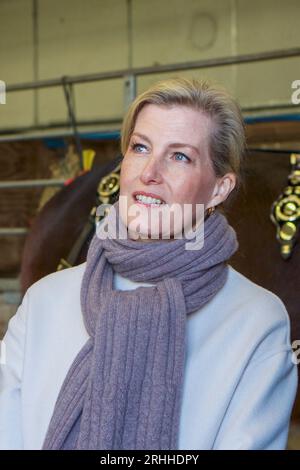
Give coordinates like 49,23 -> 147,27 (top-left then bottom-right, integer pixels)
56,159 -> 122,271
270,153 -> 300,259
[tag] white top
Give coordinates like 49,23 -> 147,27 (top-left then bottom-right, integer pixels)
0,262 -> 298,450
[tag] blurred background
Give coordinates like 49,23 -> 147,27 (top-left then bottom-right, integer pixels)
0,0 -> 299,449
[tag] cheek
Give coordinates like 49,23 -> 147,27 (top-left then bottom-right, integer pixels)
174,174 -> 214,205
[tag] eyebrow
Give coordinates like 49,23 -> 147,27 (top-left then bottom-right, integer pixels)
131,132 -> 200,156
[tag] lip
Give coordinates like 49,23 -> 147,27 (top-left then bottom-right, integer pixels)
132,191 -> 166,204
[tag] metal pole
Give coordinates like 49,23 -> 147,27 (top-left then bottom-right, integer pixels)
0,278 -> 20,292
61,77 -> 84,171
124,75 -> 137,111
0,179 -> 65,189
248,147 -> 300,154
0,127 -> 121,143
0,117 -> 123,138
6,47 -> 300,93
0,228 -> 28,236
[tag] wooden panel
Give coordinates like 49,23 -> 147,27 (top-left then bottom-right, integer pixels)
246,120 -> 300,145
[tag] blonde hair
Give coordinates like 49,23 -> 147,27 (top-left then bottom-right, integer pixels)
120,77 -> 246,205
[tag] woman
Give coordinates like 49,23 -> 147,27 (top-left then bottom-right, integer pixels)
0,78 -> 297,450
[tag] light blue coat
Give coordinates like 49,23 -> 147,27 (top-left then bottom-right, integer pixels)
0,263 -> 298,449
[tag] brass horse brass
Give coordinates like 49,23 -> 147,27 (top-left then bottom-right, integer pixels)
270,153 -> 300,259
95,162 -> 121,222
97,171 -> 120,203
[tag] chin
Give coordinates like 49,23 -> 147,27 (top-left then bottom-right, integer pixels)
128,222 -> 162,241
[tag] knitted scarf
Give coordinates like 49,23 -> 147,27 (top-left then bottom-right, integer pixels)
43,199 -> 238,450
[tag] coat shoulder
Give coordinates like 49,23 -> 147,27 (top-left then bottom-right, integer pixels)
23,263 -> 87,322
26,262 -> 87,299
228,265 -> 287,308
226,265 -> 291,334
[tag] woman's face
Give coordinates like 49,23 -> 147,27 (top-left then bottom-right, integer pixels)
119,103 -> 235,241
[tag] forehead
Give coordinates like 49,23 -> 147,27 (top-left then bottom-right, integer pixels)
133,103 -> 212,145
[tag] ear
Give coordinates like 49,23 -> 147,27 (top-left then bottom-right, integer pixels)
208,173 -> 237,208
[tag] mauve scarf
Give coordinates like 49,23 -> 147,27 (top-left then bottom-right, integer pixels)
42,199 -> 238,450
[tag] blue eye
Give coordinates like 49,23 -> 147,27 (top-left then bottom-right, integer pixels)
131,142 -> 148,153
174,152 -> 191,162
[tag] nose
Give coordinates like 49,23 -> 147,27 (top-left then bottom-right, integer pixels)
139,154 -> 163,185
